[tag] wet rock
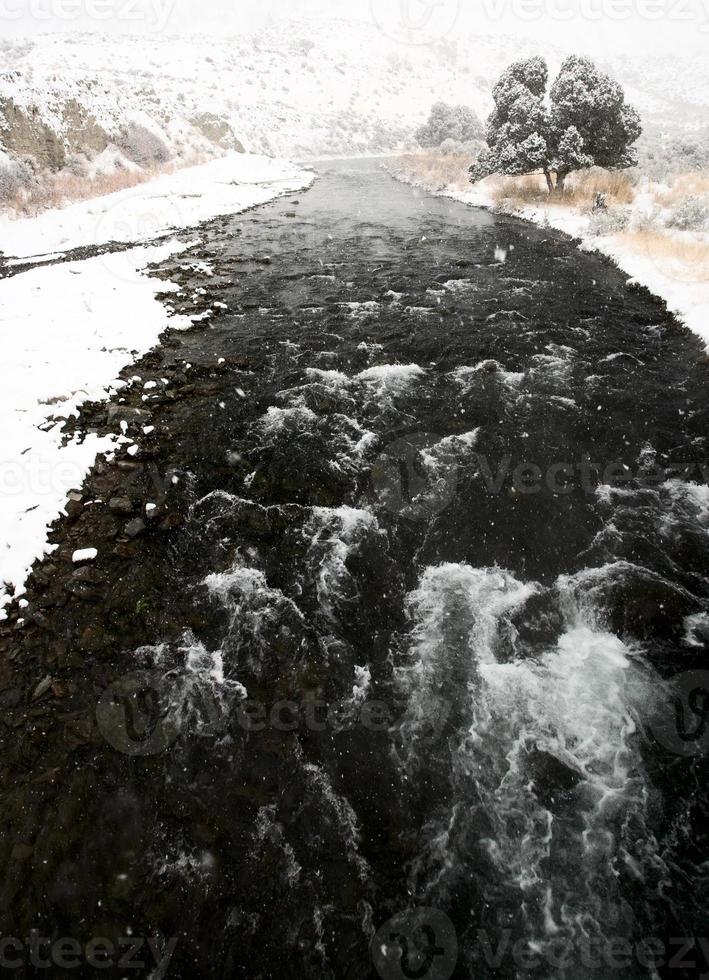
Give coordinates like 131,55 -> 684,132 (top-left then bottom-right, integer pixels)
10,843 -> 34,863
116,461 -> 143,473
31,569 -> 50,588
32,676 -> 53,701
78,626 -> 104,652
108,497 -> 133,515
124,518 -> 146,539
50,680 -> 70,700
71,566 -> 106,585
0,688 -> 22,709
112,541 -> 140,559
160,513 -> 183,531
107,405 -> 149,423
64,499 -> 84,522
29,611 -> 49,630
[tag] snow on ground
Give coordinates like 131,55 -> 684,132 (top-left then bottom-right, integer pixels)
2,20 -> 707,167
393,170 -> 709,351
0,153 -> 313,259
0,153 -> 314,617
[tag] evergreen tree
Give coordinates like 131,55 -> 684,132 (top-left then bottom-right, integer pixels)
470,55 -> 641,193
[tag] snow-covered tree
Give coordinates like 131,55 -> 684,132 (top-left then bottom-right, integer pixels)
416,102 -> 483,148
470,57 -> 553,190
470,56 -> 641,193
549,56 -> 642,189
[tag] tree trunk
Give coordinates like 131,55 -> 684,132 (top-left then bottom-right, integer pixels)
544,170 -> 554,194
556,171 -> 568,192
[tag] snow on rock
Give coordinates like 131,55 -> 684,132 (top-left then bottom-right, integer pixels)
72,548 -> 98,564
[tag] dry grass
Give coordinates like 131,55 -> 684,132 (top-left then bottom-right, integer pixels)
490,168 -> 636,208
389,152 -> 472,192
617,229 -> 709,283
652,172 -> 709,208
4,153 -> 210,218
6,167 -> 157,217
489,174 -> 550,206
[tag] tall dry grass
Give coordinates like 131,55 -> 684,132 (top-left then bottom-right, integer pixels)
5,167 -> 157,217
651,172 -> 709,208
4,153 -> 210,218
390,153 -> 638,211
389,152 -> 472,192
490,168 -> 636,208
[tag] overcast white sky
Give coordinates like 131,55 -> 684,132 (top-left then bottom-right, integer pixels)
2,0 -> 707,54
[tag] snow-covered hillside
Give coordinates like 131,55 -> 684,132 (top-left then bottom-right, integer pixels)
2,18 -> 707,177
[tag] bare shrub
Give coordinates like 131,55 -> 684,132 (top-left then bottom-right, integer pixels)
117,122 -> 171,167
0,158 -> 33,203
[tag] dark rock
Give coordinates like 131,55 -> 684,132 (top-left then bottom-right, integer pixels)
71,566 -> 106,584
112,542 -> 140,559
0,688 -> 22,709
78,626 -> 104,652
10,843 -> 34,862
124,519 -> 146,539
107,405 -> 149,423
64,499 -> 84,522
160,513 -> 183,531
70,582 -> 104,602
32,676 -> 53,701
29,611 -> 49,630
109,497 -> 133,515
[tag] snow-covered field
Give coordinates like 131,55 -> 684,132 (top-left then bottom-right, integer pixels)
389,162 -> 709,351
1,19 -> 707,180
0,152 -> 314,616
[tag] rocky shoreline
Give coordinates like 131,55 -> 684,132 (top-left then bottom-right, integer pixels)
0,215 -> 285,940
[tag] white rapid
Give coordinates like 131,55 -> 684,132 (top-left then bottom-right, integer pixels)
394,563 -> 664,970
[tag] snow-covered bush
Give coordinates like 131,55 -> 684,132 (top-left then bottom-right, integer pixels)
588,206 -> 632,236
416,103 -> 483,149
638,129 -> 709,179
0,157 -> 33,203
117,123 -> 171,167
666,195 -> 709,231
630,205 -> 664,233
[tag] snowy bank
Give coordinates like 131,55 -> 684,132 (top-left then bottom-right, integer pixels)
0,153 -> 314,259
389,161 -> 709,352
0,153 -> 314,616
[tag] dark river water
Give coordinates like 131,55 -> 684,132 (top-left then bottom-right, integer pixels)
4,159 -> 709,979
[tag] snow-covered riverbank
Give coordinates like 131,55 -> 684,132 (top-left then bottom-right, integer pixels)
0,153 -> 314,617
388,159 -> 709,351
